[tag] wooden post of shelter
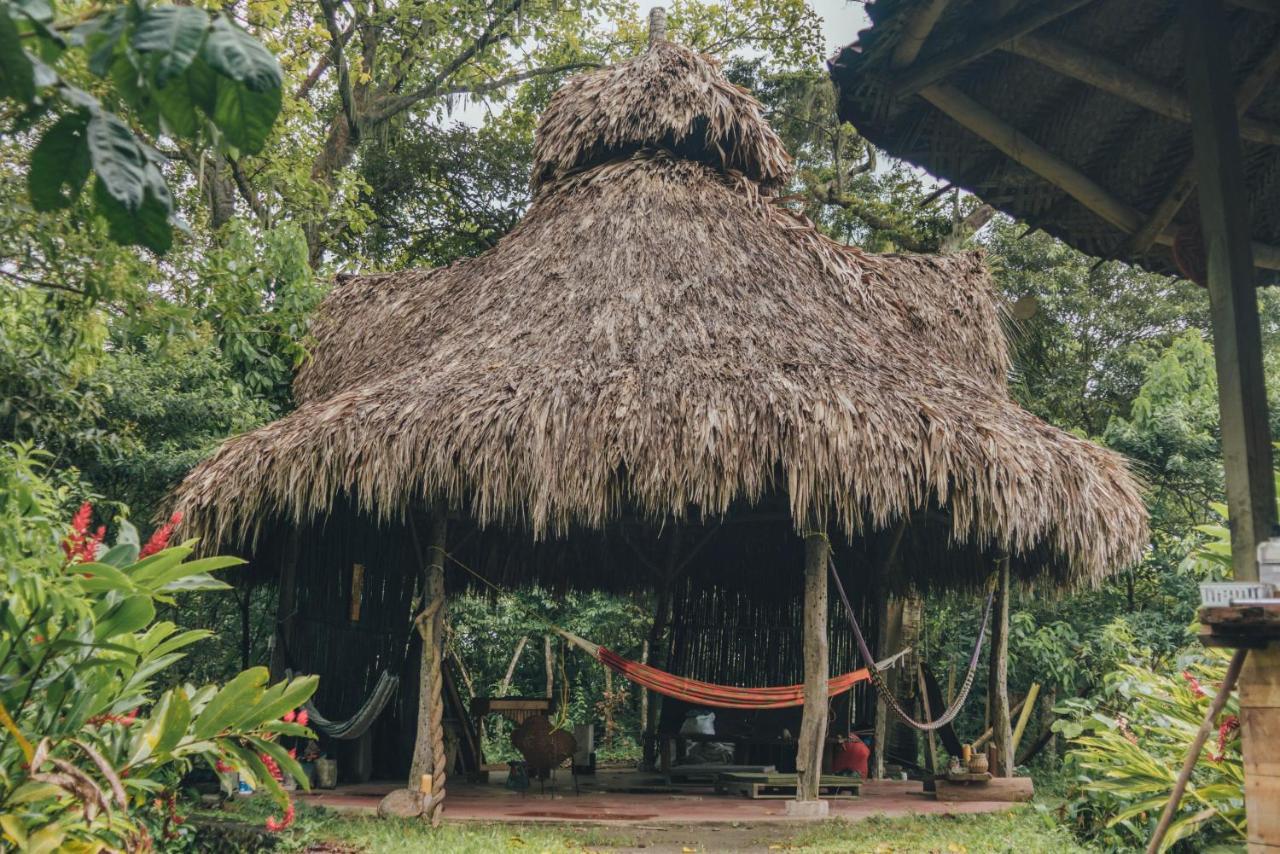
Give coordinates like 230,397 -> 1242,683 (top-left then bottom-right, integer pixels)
790,528 -> 831,814
407,508 -> 448,822
1184,2 -> 1280,848
268,530 -> 301,681
987,557 -> 1013,777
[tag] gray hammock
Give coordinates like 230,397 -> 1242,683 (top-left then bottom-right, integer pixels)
291,670 -> 400,740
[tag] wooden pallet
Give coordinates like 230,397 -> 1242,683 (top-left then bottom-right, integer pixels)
667,764 -> 775,783
714,773 -> 861,800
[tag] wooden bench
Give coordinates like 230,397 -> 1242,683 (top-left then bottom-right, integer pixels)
714,772 -> 861,800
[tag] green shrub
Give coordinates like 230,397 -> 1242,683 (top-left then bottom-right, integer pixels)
0,443 -> 317,851
1054,651 -> 1243,851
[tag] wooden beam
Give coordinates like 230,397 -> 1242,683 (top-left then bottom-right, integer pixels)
919,82 -> 1280,270
986,559 -> 1013,777
1124,35 -> 1280,256
920,82 -> 1143,232
891,0 -> 1096,97
1185,0 -> 1277,582
891,0 -> 954,68
268,530 -> 301,681
794,531 -> 831,807
1005,33 -> 1280,146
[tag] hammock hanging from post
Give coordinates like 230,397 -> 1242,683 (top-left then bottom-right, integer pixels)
288,669 -> 400,740
550,626 -> 908,710
440,548 -> 910,710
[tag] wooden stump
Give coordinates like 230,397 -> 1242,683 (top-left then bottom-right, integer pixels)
1241,644 -> 1280,852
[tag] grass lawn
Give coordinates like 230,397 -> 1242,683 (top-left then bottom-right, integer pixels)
204,799 -> 1094,853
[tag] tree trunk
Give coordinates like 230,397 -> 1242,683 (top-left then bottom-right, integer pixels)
795,531 -> 830,802
987,558 -> 1013,776
409,511 -> 448,789
500,636 -> 528,694
544,635 -> 554,700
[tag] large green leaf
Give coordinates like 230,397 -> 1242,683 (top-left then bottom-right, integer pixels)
86,108 -> 147,210
212,69 -> 280,154
82,7 -> 127,76
93,165 -> 173,253
194,667 -> 268,739
244,675 -> 318,729
0,2 -> 36,103
132,5 -> 209,87
152,72 -> 200,137
200,15 -> 280,91
134,554 -> 243,590
94,594 -> 156,641
28,111 -> 90,210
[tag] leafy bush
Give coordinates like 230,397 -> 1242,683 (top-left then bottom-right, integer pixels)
1053,651 -> 1243,851
0,443 -> 317,850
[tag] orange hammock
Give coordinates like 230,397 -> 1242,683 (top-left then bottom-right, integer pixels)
554,628 -> 901,710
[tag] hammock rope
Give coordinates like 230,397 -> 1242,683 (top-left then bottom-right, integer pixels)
827,551 -> 994,732
441,549 -> 909,710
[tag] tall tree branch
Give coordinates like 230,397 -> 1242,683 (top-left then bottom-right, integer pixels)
317,0 -> 361,139
296,21 -> 356,100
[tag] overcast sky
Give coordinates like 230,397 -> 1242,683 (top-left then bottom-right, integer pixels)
810,0 -> 871,58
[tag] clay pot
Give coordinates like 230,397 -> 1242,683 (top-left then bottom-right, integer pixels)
967,753 -> 989,774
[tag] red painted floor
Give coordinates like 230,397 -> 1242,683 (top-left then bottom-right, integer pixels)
298,773 -> 1018,825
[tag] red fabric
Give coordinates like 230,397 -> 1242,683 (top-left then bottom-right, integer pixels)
595,647 -> 871,710
831,737 -> 870,776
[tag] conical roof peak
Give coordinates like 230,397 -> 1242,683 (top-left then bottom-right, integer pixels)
531,38 -> 793,191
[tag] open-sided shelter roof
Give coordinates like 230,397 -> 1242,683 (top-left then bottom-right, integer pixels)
173,36 -> 1147,588
828,0 -> 1280,278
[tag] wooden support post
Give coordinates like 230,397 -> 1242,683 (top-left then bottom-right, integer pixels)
269,530 -> 301,681
1184,0 -> 1277,583
408,510 -> 448,820
642,529 -> 682,770
792,530 -> 831,812
917,663 -> 939,776
987,559 -> 1013,777
1240,646 -> 1280,852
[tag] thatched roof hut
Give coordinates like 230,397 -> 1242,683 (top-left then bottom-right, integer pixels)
171,14 -> 1149,793
174,33 -> 1146,590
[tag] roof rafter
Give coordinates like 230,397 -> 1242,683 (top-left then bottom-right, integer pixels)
919,82 -> 1280,269
1004,32 -> 1280,146
890,0 -> 1097,97
1125,35 -> 1280,255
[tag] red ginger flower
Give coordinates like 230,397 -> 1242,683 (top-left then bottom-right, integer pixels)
1212,714 -> 1240,761
265,799 -> 295,832
140,512 -> 183,558
1182,671 -> 1206,698
62,503 -> 105,565
296,709 -> 308,727
282,710 -> 296,723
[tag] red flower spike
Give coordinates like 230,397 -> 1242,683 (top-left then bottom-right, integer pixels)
296,710 -> 308,727
1182,671 -> 1206,698
140,512 -> 183,558
283,710 -> 296,723
265,800 -> 295,832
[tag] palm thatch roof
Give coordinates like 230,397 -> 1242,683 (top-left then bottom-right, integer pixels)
173,36 -> 1147,586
